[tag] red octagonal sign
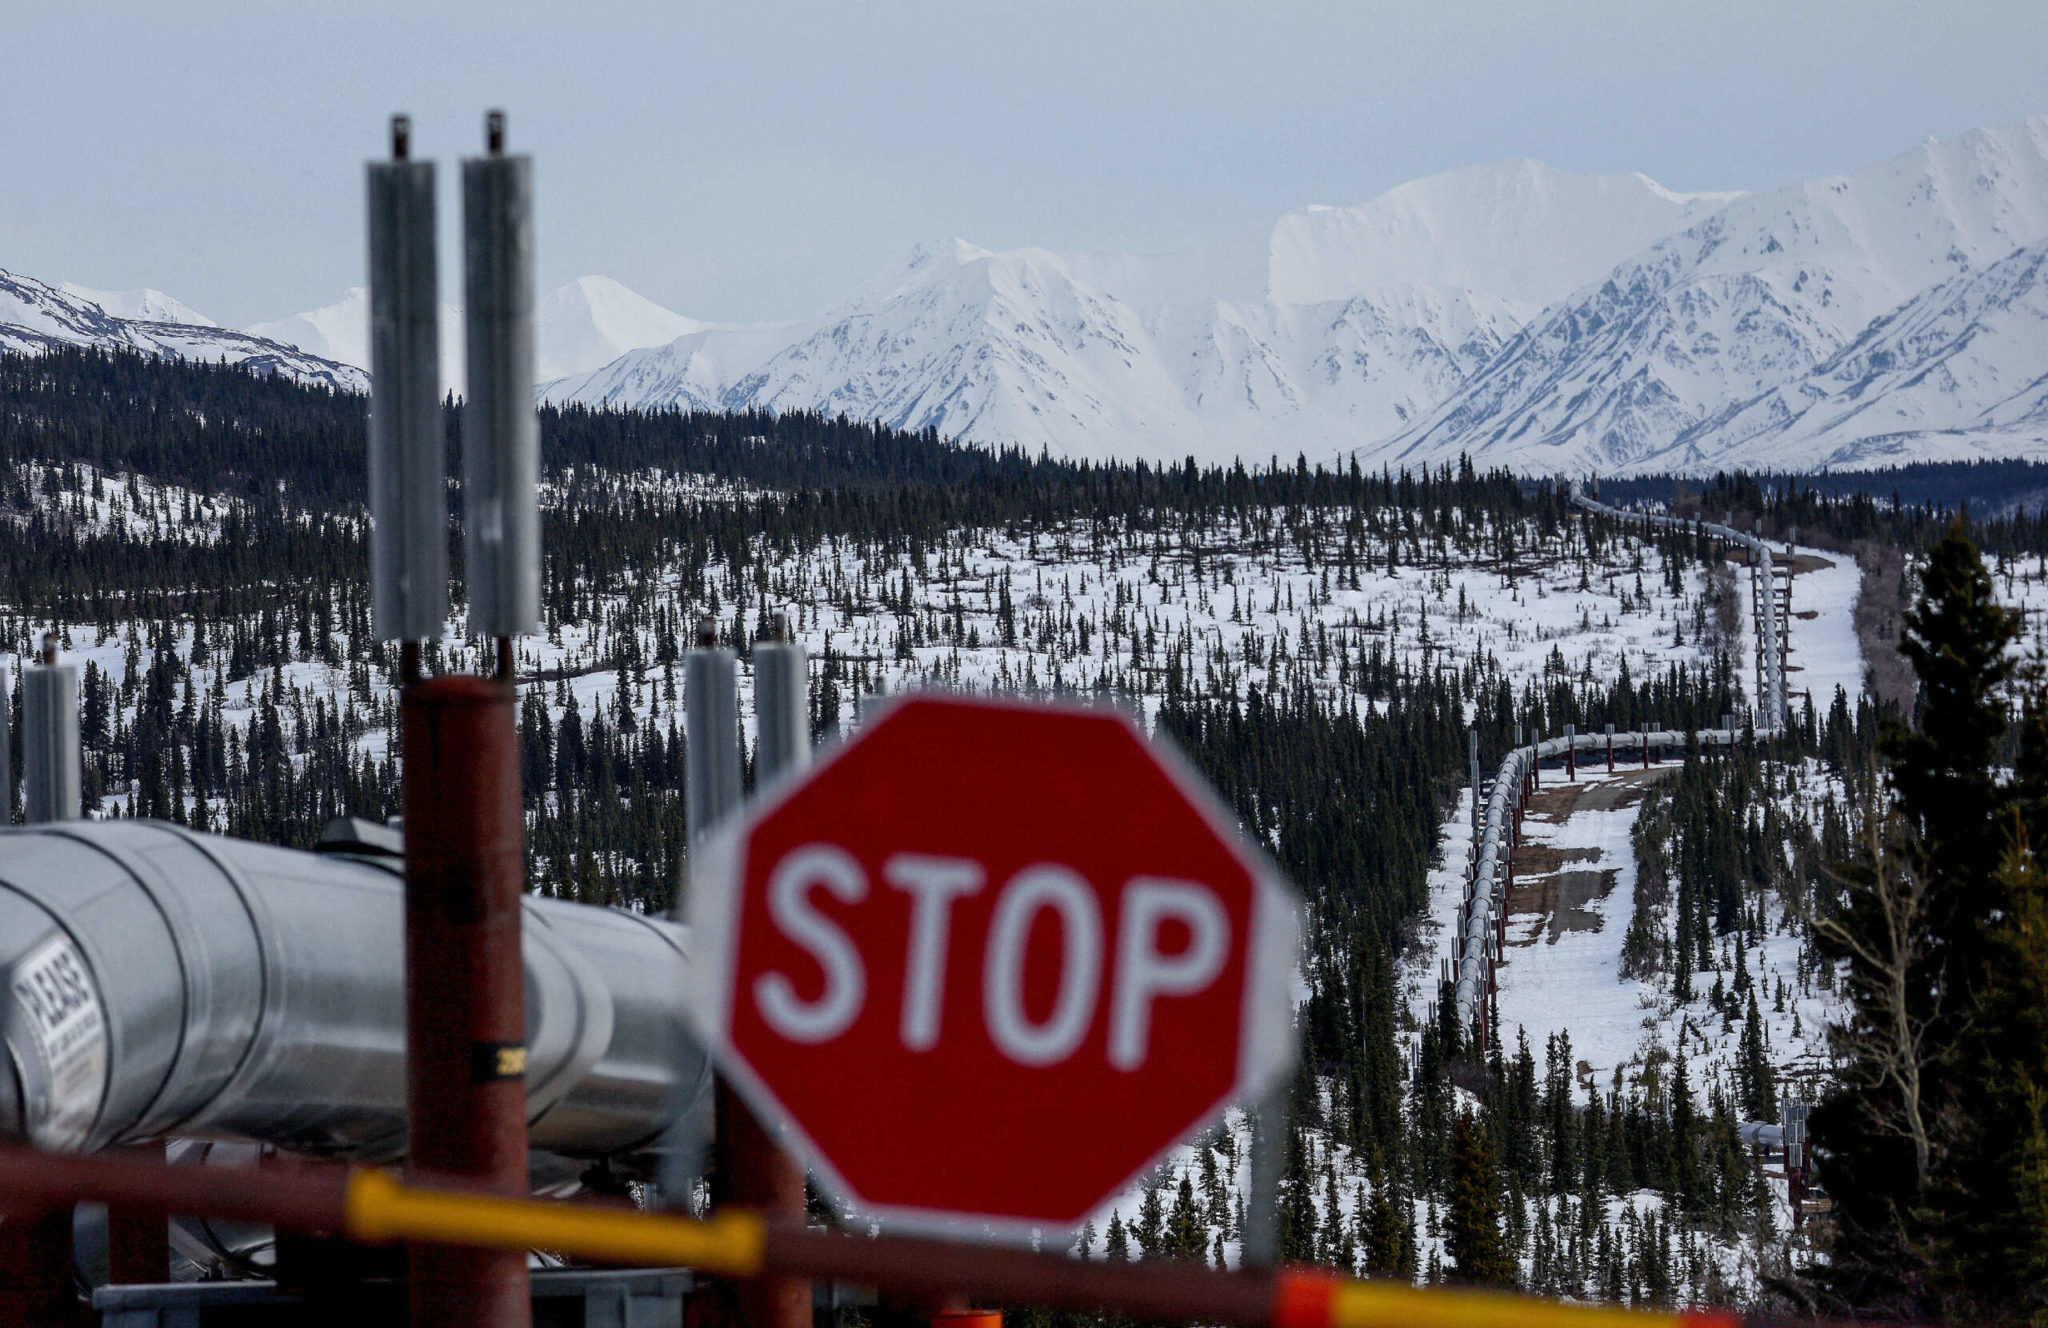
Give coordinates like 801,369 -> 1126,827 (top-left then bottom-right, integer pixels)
688,693 -> 1299,1233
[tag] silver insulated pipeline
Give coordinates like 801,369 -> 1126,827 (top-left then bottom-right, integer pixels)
0,820 -> 710,1163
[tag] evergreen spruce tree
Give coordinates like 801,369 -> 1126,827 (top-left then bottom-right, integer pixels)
1812,521 -> 2024,1315
1135,1182 -> 1165,1259
1737,992 -> 1776,1122
1444,1109 -> 1514,1288
1939,682 -> 2048,1310
1165,1170 -> 1206,1261
1279,1127 -> 1319,1264
1104,1212 -> 1130,1262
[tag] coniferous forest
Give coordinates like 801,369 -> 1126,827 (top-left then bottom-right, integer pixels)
7,346 -> 2048,1319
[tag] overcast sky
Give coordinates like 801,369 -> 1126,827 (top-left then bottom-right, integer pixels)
5,1 -> 2045,328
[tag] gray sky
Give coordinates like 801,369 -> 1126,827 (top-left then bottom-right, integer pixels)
5,1 -> 2045,328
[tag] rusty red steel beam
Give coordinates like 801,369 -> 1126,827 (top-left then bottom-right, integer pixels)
0,1142 -> 1790,1328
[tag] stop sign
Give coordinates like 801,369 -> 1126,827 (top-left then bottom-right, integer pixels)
688,693 -> 1299,1233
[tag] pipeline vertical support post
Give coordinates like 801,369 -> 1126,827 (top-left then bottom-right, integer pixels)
462,111 -> 541,643
0,1209 -> 83,1328
754,614 -> 809,791
367,108 -> 535,1328
684,620 -> 743,848
1605,723 -> 1614,773
105,1145 -> 170,1287
1563,723 -> 1576,781
688,621 -> 809,1328
0,655 -> 12,824
1244,1084 -> 1286,1268
366,116 -> 447,644
1467,727 -> 1479,841
658,621 -> 743,1210
23,636 -> 79,824
730,612 -> 812,1328
402,671 -> 530,1328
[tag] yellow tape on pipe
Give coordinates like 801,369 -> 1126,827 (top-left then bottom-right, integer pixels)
343,1169 -> 768,1275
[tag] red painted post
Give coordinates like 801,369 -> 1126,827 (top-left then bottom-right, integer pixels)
713,1083 -> 810,1328
403,667 -> 531,1328
106,1210 -> 168,1285
103,1143 -> 170,1287
0,1209 -> 83,1328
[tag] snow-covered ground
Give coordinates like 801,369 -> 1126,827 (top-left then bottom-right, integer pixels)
6,462 -> 241,544
1406,522 -> 1863,1083
1782,547 -> 1864,709
1419,764 -> 1839,1090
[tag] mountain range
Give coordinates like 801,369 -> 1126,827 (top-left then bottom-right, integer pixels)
1,271 -> 364,392
545,118 -> 2048,474
1390,115 -> 2048,474
6,115 -> 2046,475
545,160 -> 1740,466
0,270 -> 706,400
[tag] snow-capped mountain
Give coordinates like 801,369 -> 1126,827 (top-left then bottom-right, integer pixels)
57,283 -> 216,327
547,160 -> 1734,463
246,286 -> 465,396
248,275 -> 702,393
1668,238 -> 2048,471
537,275 -> 705,380
1389,115 -> 2048,474
1266,158 -> 1738,309
2,269 -> 364,392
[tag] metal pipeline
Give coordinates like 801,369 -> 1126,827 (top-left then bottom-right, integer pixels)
0,819 -> 710,1164
1444,487 -> 1791,1035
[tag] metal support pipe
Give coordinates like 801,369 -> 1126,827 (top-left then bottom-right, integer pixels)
656,625 -> 744,1210
22,638 -> 79,824
1605,723 -> 1614,773
461,111 -> 541,641
715,616 -> 810,1328
1467,728 -> 1479,840
0,656 -> 12,825
1563,724 -> 1575,781
366,116 -> 447,644
684,626 -> 807,1328
402,673 -> 530,1328
1243,1087 -> 1285,1268
684,623 -> 743,848
753,616 -> 809,792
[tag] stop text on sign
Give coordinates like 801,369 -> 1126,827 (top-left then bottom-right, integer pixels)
754,845 -> 1231,1070
688,693 -> 1299,1232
